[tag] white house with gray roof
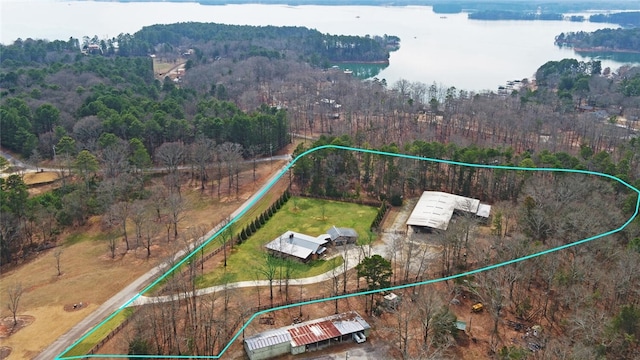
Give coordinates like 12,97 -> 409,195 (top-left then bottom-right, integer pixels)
264,231 -> 330,262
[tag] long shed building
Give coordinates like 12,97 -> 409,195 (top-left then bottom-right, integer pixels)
244,311 -> 371,360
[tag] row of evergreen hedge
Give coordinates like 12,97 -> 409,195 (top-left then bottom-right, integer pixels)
370,201 -> 389,231
237,190 -> 290,243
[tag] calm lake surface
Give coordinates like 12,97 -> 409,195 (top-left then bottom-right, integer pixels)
2,1 -> 640,92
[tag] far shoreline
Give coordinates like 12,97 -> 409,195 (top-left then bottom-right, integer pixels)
573,46 -> 640,54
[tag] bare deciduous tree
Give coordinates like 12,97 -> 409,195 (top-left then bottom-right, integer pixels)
167,193 -> 186,240
129,200 -> 147,250
110,201 -> 131,251
7,282 -> 23,327
217,142 -> 243,196
155,142 -> 186,195
191,136 -> 215,192
54,248 -> 63,276
257,253 -> 278,307
100,140 -> 129,178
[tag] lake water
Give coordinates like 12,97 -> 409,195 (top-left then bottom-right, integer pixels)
2,1 -> 639,92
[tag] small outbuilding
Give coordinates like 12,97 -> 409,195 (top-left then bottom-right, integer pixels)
326,226 -> 358,246
383,292 -> 401,310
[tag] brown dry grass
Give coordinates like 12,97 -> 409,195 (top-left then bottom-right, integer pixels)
0,231 -> 163,359
0,156 -> 291,360
22,171 -> 58,185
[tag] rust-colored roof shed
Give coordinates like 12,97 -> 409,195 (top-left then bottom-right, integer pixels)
288,320 -> 342,347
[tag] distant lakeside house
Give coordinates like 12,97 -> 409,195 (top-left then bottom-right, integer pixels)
264,226 -> 359,262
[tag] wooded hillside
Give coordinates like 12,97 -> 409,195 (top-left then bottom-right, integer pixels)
1,21 -> 640,360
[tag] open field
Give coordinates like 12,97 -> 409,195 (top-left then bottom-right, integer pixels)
0,232 -> 152,359
152,57 -> 186,80
152,57 -> 184,74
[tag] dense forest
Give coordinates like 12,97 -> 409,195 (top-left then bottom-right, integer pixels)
555,27 -> 640,53
116,23 -> 396,65
1,19 -> 640,359
590,11 -> 640,27
468,10 -> 640,24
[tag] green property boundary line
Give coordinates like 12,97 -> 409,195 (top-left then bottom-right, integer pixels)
57,144 -> 640,359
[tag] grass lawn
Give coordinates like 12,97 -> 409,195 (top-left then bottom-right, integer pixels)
60,308 -> 134,358
194,197 -> 378,287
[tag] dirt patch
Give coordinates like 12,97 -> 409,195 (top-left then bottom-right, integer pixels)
23,171 -> 58,185
0,316 -> 35,338
26,175 -> 63,196
63,302 -> 88,312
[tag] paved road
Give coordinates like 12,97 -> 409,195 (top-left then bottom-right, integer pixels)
0,150 -> 59,176
1,150 -> 290,178
38,158 -> 291,360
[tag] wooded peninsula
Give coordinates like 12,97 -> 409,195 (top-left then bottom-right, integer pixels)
556,27 -> 640,53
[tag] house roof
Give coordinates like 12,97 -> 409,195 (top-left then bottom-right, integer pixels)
264,231 -> 329,260
406,191 -> 488,230
327,226 -> 358,240
476,203 -> 492,218
384,293 -> 399,301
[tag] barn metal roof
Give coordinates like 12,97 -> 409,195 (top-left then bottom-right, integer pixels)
327,226 -> 358,240
244,328 -> 292,351
244,311 -> 371,351
289,320 -> 342,347
406,191 -> 486,230
476,203 -> 491,218
332,318 -> 365,335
